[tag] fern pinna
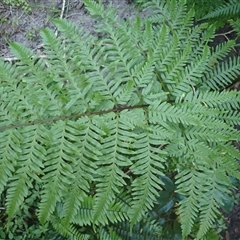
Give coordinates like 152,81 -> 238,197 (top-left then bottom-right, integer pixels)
0,0 -> 240,239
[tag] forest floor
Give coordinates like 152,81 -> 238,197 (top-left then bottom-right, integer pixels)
0,0 -> 240,239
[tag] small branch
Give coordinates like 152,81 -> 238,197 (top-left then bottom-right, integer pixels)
3,54 -> 47,62
54,0 -> 66,37
215,29 -> 235,37
215,29 -> 238,53
60,0 -> 66,19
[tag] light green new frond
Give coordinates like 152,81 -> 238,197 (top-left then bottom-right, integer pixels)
129,131 -> 166,225
202,57 -> 240,90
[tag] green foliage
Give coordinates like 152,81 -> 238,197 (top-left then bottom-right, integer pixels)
201,0 -> 240,20
0,188 -> 65,239
185,0 -> 226,20
1,0 -> 30,12
0,0 -> 240,239
185,0 -> 240,38
199,0 -> 240,36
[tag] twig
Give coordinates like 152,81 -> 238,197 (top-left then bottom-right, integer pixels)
3,54 -> 47,62
54,0 -> 66,37
215,29 -> 238,53
60,0 -> 66,19
215,29 -> 235,36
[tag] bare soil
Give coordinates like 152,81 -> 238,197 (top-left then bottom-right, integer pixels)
0,1 -> 240,239
0,0 -> 136,58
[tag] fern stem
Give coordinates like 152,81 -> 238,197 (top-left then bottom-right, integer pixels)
0,104 -> 149,131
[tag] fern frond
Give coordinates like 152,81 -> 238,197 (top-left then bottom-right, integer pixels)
1,1 -> 240,239
172,45 -> 210,97
6,175 -> 29,222
129,129 -> 166,225
98,227 -> 122,240
229,18 -> 240,36
51,207 -> 91,240
112,219 -> 162,240
73,196 -> 95,226
184,90 -> 240,109
202,57 -> 240,90
208,40 -> 236,66
61,119 -> 100,225
196,170 -> 232,239
202,0 -> 240,19
215,143 -> 240,180
0,129 -> 22,194
83,0 -> 107,19
93,112 -> 135,224
6,125 -> 45,221
149,102 -> 201,126
39,121 -> 77,223
142,0 -> 188,32
176,169 -> 204,237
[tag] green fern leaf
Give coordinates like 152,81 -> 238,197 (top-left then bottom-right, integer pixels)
129,130 -> 166,225
176,169 -> 203,237
202,57 -> 240,90
0,129 -> 22,194
202,0 -> 240,19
